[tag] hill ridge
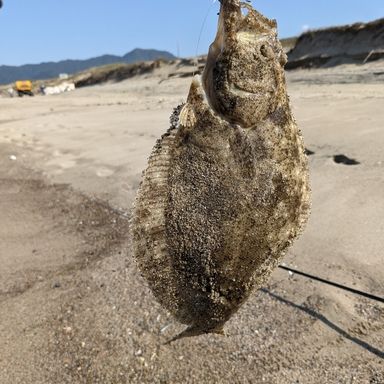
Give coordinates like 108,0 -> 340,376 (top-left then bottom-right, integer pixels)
0,48 -> 175,85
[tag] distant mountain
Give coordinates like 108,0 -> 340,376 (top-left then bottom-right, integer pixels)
0,48 -> 175,85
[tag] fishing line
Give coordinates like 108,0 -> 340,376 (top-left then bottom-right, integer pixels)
193,0 -> 219,76
278,265 -> 384,304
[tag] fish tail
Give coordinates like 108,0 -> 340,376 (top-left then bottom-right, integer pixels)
164,325 -> 226,345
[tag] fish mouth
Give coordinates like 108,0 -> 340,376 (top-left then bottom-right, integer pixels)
204,0 -> 276,63
229,83 -> 274,97
201,0 -> 278,124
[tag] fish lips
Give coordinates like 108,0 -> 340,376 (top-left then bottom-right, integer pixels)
203,0 -> 284,127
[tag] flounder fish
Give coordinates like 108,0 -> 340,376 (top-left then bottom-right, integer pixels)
132,0 -> 310,340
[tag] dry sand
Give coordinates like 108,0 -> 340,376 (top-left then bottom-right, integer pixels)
0,62 -> 383,383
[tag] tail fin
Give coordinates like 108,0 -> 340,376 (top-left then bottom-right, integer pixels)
164,325 -> 226,345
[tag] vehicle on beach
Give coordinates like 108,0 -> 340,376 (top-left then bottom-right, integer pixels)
15,80 -> 34,97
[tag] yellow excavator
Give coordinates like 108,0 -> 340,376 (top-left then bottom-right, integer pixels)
15,80 -> 34,97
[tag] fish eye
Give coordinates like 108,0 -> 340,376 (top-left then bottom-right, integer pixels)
260,44 -> 274,59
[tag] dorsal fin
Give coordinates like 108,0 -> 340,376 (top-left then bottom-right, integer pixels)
132,107 -> 182,316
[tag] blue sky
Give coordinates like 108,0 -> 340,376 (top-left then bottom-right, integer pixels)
0,0 -> 383,66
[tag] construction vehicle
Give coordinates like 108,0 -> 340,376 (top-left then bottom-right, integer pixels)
15,80 -> 34,97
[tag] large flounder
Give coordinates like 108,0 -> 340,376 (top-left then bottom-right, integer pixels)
132,0 -> 310,338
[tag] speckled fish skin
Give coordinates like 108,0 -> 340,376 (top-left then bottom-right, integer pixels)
132,0 -> 310,338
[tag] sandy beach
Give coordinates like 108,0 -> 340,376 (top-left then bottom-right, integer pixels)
0,62 -> 383,383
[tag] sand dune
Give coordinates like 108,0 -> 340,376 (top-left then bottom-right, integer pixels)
287,18 -> 384,69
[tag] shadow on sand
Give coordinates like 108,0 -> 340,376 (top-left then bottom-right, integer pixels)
261,288 -> 384,359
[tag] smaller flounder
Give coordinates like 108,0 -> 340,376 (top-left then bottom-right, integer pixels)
132,0 -> 310,341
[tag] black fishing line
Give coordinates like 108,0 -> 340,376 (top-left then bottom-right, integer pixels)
278,265 -> 384,304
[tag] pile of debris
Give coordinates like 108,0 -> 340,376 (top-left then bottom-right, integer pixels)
42,82 -> 75,95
